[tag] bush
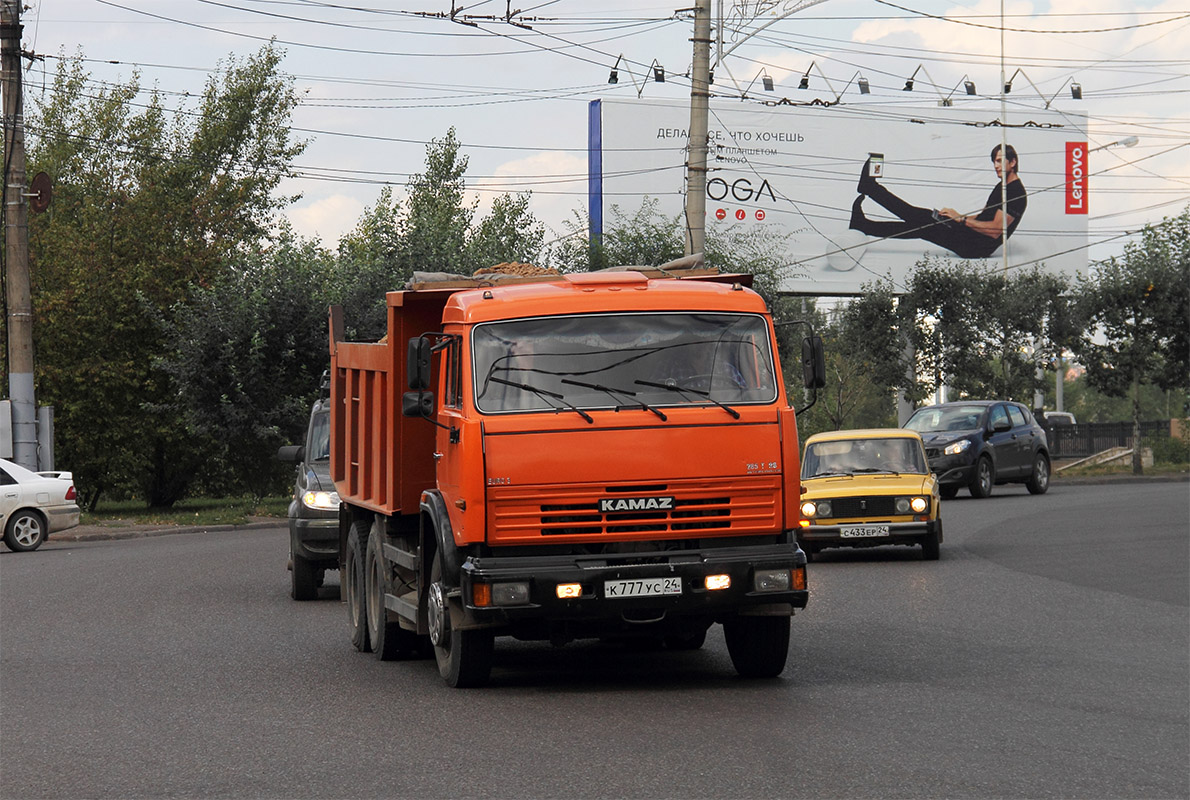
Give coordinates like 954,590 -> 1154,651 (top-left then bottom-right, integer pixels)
1147,423 -> 1190,465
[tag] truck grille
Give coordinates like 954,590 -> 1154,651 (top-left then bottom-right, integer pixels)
487,477 -> 781,544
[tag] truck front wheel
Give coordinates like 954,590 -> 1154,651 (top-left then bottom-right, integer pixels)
723,616 -> 790,678
428,556 -> 493,688
344,521 -> 371,652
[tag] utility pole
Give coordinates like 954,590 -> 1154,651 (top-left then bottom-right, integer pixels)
2,0 -> 37,469
684,0 -> 711,257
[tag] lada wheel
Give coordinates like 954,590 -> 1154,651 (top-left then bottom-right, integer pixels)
429,555 -> 493,688
1026,454 -> 1050,495
921,532 -> 940,560
345,521 -> 371,652
723,616 -> 790,678
3,510 -> 46,552
969,456 -> 994,499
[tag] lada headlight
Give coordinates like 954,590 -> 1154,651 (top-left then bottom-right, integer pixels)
302,490 -> 340,510
895,496 -> 930,514
943,439 -> 972,456
800,500 -> 832,518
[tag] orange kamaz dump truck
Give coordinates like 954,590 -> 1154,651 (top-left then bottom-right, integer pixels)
328,267 -> 823,687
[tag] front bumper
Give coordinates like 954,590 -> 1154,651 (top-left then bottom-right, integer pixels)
455,541 -> 808,637
290,515 -> 339,561
799,519 -> 941,548
928,454 -> 977,486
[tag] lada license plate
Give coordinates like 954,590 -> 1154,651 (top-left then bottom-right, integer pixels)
604,577 -> 682,598
840,524 -> 890,538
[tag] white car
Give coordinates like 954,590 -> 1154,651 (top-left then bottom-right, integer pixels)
1,458 -> 81,552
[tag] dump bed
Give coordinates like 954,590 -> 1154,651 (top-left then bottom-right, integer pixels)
329,288 -> 452,517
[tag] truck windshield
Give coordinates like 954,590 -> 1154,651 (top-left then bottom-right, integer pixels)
472,312 -> 778,414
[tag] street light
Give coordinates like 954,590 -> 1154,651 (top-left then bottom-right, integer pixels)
1090,136 -> 1138,152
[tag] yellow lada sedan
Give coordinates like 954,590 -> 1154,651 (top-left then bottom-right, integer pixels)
798,429 -> 941,561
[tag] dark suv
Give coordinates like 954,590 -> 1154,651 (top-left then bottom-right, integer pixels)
904,401 -> 1050,499
277,395 -> 339,600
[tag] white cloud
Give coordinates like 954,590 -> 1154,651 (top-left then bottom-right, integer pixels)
285,194 -> 365,248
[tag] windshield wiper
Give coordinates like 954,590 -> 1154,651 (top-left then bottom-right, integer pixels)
634,379 -> 740,419
560,378 -> 667,421
810,470 -> 852,478
488,377 -> 593,424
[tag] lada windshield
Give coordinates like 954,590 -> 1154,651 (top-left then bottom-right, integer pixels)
802,437 -> 928,478
472,312 -> 778,414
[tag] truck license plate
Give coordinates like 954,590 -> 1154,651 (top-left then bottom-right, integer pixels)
840,524 -> 890,538
604,577 -> 682,598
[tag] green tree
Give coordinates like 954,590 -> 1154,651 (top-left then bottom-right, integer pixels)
156,229 -> 337,497
25,44 -> 305,506
1072,208 -> 1190,473
401,128 -> 474,275
466,192 -> 546,269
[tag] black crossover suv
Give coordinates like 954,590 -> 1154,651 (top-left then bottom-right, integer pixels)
904,401 -> 1050,499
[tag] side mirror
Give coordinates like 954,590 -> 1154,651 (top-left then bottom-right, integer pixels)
992,419 -> 1012,433
276,445 -> 304,463
407,337 -> 432,390
801,335 -> 826,390
402,391 -> 434,418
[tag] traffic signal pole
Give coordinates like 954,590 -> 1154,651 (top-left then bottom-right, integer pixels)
2,0 -> 37,469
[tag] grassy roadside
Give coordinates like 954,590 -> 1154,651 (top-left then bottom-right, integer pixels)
80,496 -> 290,528
1054,461 -> 1189,479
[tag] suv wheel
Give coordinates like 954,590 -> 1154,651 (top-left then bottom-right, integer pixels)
969,456 -> 994,499
1026,453 -> 1050,495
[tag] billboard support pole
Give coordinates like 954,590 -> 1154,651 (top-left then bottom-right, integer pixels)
684,0 -> 711,257
1000,0 -> 1009,274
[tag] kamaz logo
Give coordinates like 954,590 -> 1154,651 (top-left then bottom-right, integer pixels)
599,496 -> 676,513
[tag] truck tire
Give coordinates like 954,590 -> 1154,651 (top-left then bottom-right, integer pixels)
345,520 -> 371,652
969,456 -> 994,499
3,509 -> 46,552
429,555 -> 493,687
723,616 -> 790,678
366,529 -> 424,660
290,547 -> 318,601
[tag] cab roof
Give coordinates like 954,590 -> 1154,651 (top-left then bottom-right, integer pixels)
440,273 -> 767,325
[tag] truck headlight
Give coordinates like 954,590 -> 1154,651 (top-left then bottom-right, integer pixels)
302,490 -> 340,510
943,439 -> 971,456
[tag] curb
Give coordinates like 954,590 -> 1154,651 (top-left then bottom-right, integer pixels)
1052,473 -> 1189,486
53,519 -> 282,543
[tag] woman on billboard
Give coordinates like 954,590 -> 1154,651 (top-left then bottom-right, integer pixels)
848,144 -> 1027,259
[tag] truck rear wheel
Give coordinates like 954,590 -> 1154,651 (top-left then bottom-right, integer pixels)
366,528 -> 424,660
345,521 -> 370,652
429,555 -> 493,687
723,616 -> 790,678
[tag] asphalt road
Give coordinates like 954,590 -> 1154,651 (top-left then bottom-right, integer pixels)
1,480 -> 1186,799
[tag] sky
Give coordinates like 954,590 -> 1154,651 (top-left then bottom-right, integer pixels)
16,0 -> 1190,270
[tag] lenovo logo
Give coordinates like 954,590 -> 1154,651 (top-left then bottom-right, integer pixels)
599,496 -> 676,513
1066,142 -> 1088,214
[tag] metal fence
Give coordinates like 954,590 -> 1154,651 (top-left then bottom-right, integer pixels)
1043,420 -> 1172,460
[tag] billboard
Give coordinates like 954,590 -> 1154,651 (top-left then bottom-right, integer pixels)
591,98 -> 1089,295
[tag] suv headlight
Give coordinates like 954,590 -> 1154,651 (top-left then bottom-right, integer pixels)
943,439 -> 972,456
302,490 -> 340,510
